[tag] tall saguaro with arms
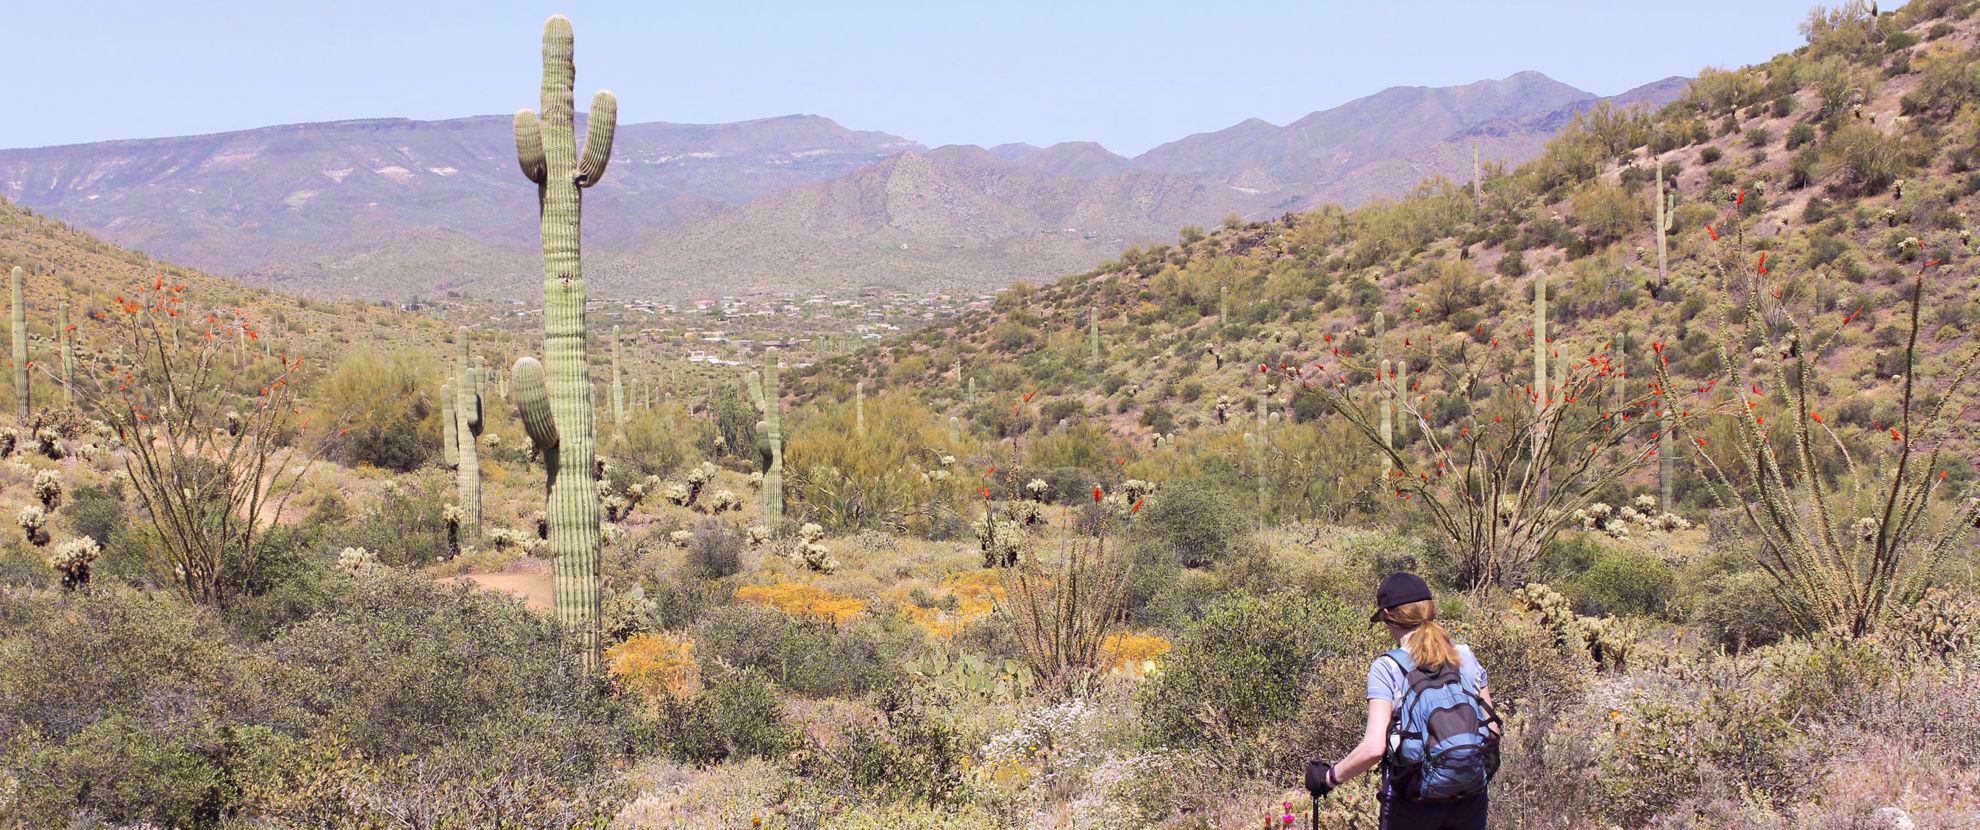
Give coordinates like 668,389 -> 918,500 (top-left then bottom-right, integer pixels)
510,15 -> 617,673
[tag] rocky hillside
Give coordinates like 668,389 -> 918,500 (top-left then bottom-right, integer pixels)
797,1 -> 1980,509
3,74 -> 1681,302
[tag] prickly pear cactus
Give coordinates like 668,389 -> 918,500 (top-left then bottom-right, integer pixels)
511,15 -> 617,672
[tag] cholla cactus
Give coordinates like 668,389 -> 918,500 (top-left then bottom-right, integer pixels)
1121,479 -> 1156,501
1024,478 -> 1049,500
708,489 -> 742,513
976,512 -> 1024,567
336,546 -> 378,575
0,428 -> 18,457
1214,395 -> 1234,424
1890,589 -> 1977,658
747,470 -> 764,490
939,454 -> 956,467
48,537 -> 101,590
797,522 -> 826,544
746,524 -> 772,547
17,506 -> 48,546
34,428 -> 62,459
443,504 -> 464,557
662,482 -> 692,506
486,527 -> 535,552
798,542 -> 839,573
1007,499 -> 1045,526
602,493 -> 634,522
668,529 -> 694,549
1512,583 -> 1637,670
31,470 -> 62,509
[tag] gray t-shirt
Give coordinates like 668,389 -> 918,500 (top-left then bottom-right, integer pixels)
1366,643 -> 1487,704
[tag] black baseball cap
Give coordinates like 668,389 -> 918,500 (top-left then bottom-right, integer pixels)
1370,571 -> 1434,623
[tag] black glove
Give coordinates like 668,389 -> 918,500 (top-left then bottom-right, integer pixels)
1304,758 -> 1336,798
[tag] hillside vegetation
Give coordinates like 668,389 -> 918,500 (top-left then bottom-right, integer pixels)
1,3 -> 1977,829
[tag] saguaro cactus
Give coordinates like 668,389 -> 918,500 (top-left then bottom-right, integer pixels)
1654,165 -> 1675,290
610,324 -> 625,438
1472,142 -> 1482,207
511,14 -> 616,672
855,380 -> 866,436
454,329 -> 483,546
1088,306 -> 1100,365
1532,269 -> 1548,460
442,383 -> 459,469
1380,358 -> 1394,471
10,266 -> 26,421
58,300 -> 74,405
760,352 -> 784,522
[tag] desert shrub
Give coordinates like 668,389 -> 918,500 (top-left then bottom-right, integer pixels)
333,469 -> 454,567
656,665 -> 799,764
784,390 -> 973,532
708,383 -> 758,463
614,401 -> 706,477
0,575 -> 633,827
693,603 -> 910,696
1564,547 -> 1676,619
1133,478 -> 1247,568
1818,124 -> 1903,195
825,683 -> 972,806
64,480 -> 127,556
313,350 -> 436,472
1139,592 -> 1375,766
686,518 -> 744,580
1700,146 -> 1723,164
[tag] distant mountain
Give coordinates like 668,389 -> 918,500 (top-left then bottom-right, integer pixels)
0,114 -> 918,299
1132,71 -> 1689,207
0,72 -> 1687,301
604,145 -> 1280,298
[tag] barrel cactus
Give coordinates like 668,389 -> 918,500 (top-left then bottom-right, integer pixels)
510,15 -> 618,672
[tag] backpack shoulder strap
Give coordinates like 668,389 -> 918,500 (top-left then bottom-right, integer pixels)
1383,647 -> 1414,675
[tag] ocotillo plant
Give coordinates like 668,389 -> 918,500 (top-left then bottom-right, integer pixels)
610,324 -> 625,438
454,329 -> 483,546
511,14 -> 616,672
1531,269 -> 1548,459
10,266 -> 26,420
1656,192 -> 1980,636
1379,359 -> 1394,470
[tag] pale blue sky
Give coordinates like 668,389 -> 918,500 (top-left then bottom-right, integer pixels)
8,0 -> 1844,155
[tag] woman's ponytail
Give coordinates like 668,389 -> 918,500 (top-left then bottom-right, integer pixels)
1383,599 -> 1459,669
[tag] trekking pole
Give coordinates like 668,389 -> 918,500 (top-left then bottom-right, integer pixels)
1310,797 -> 1318,829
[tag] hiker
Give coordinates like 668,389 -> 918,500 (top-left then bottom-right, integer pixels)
1306,572 -> 1500,829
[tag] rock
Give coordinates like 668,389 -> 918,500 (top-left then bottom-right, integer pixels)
1870,806 -> 1915,830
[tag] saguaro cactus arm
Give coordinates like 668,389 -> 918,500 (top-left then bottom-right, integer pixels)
514,110 -> 546,184
578,91 -> 617,187
514,356 -> 559,452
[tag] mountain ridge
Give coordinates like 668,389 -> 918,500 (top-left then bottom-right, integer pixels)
1,71 -> 1686,301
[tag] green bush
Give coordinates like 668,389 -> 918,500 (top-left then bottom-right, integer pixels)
1565,549 -> 1676,619
1133,478 -> 1247,568
659,665 -> 800,764
313,351 -> 436,472
693,603 -> 911,696
1139,593 -> 1375,760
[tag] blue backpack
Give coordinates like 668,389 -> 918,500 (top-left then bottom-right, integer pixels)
1382,648 -> 1501,803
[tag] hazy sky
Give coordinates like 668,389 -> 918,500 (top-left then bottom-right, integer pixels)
8,0 -> 1839,155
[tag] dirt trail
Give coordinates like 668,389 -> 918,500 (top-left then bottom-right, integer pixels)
439,572 -> 555,612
